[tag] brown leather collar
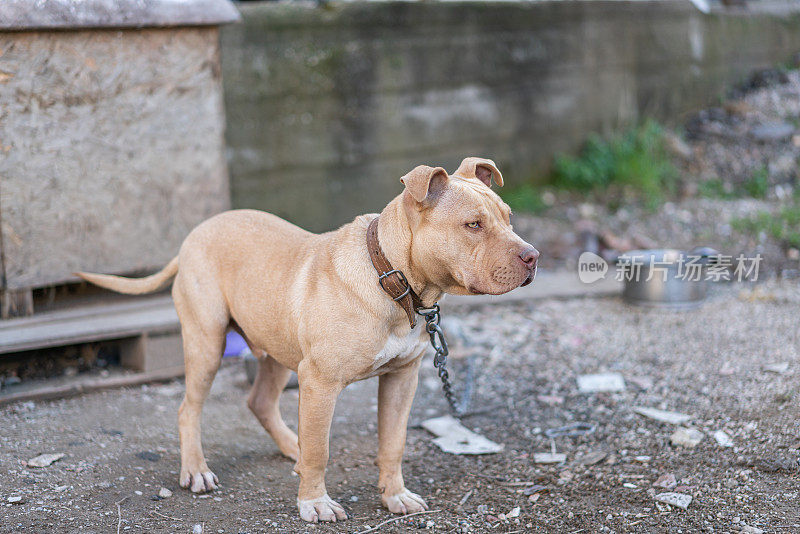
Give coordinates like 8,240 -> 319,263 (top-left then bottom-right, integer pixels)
366,216 -> 424,328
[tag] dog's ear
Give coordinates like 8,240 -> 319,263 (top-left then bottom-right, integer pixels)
454,157 -> 503,188
400,165 -> 449,203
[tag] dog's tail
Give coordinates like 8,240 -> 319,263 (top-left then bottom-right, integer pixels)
76,256 -> 179,295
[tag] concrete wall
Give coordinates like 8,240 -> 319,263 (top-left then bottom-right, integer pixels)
0,27 -> 230,290
222,1 -> 800,232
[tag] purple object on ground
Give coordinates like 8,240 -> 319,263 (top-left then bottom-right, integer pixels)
223,331 -> 248,357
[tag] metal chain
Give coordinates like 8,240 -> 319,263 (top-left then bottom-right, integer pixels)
417,304 -> 463,415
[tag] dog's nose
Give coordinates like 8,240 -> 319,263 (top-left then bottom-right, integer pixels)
519,246 -> 539,269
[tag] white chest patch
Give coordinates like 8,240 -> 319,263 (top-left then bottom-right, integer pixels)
372,324 -> 426,370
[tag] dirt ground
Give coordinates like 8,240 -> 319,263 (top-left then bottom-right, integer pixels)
2,278 -> 800,533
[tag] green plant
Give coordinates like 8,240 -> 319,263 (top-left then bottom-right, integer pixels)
732,203 -> 800,248
698,178 -> 733,199
501,183 -> 548,214
742,166 -> 769,199
550,121 -> 678,209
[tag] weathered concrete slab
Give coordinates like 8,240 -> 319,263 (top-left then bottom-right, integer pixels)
0,27 -> 230,290
0,0 -> 240,31
221,1 -> 800,232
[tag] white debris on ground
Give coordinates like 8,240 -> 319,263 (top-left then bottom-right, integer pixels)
576,373 -> 626,393
633,407 -> 692,425
26,453 -> 65,468
670,427 -> 704,448
421,415 -> 504,455
713,430 -> 734,448
532,452 -> 567,464
655,492 -> 693,510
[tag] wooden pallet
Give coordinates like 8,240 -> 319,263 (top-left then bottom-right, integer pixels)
0,294 -> 183,372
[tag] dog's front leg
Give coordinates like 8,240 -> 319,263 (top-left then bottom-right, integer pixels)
294,360 -> 347,523
377,356 -> 428,514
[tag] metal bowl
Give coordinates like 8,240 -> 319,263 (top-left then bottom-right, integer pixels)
617,248 -> 715,309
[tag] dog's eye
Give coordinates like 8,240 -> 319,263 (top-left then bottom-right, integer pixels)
465,221 -> 481,230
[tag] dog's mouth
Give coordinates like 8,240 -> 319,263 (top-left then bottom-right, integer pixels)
520,267 -> 536,287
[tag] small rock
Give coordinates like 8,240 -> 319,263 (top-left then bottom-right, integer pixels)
628,375 -> 654,390
634,455 -> 652,463
634,407 -> 691,425
476,504 -> 488,514
764,362 -> 789,374
713,430 -> 734,448
192,524 -> 203,534
577,373 -> 625,393
533,452 -> 567,464
787,248 -> 800,261
750,122 -> 794,142
63,366 -> 78,377
136,451 -> 161,462
27,453 -> 65,468
158,487 -> 172,498
664,132 -> 693,159
740,526 -> 764,534
654,492 -> 692,510
7,496 -> 24,504
507,507 -> 520,518
536,394 -> 564,406
522,484 -> 547,496
653,473 -> 677,489
623,483 -> 638,489
349,495 -> 358,502
671,427 -> 704,448
579,451 -> 608,466
134,490 -> 142,496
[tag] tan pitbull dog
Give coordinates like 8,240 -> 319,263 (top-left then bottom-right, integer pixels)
78,157 -> 538,523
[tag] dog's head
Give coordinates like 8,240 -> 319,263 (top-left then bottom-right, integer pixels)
400,157 -> 538,296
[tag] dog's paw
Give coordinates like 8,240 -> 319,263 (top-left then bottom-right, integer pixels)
383,488 -> 428,515
297,494 -> 348,523
179,470 -> 219,493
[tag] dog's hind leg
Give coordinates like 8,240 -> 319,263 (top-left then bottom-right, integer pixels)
173,275 -> 227,494
247,355 -> 300,461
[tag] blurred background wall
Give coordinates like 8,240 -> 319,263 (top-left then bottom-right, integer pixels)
222,0 -> 800,231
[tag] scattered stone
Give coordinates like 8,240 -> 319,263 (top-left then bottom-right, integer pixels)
751,456 -> 799,473
136,451 -> 161,462
750,122 -> 795,142
577,373 -> 625,393
7,496 -> 24,504
671,427 -> 704,448
713,430 -> 734,448
192,524 -> 203,534
634,407 -> 691,425
764,362 -> 789,374
507,507 -> 520,518
522,484 -> 547,496
653,473 -> 677,489
623,483 -> 638,489
634,455 -> 652,463
579,451 -> 608,466
476,504 -> 488,514
421,415 -> 503,455
533,452 -> 567,464
664,131 -> 693,159
158,487 -> 172,499
536,394 -> 564,406
134,490 -> 142,496
628,375 -> 654,390
740,526 -> 764,534
654,492 -> 692,510
27,453 -> 65,468
349,495 -> 358,502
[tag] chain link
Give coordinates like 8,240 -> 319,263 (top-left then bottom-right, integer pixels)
417,304 -> 463,415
